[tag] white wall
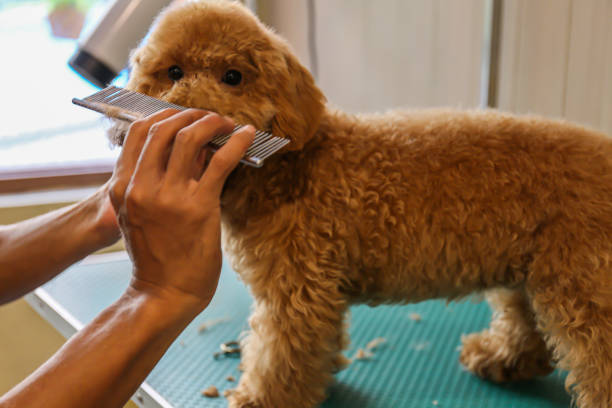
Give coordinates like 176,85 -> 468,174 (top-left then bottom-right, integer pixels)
259,0 -> 612,134
497,0 -> 612,134
258,0 -> 485,113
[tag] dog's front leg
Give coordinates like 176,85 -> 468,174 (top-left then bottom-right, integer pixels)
229,285 -> 348,408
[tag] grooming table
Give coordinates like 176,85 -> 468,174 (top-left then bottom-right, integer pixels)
26,252 -> 570,407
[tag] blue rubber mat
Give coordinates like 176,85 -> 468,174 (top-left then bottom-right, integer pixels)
41,255 -> 570,407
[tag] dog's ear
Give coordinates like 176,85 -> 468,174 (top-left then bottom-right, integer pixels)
270,52 -> 326,151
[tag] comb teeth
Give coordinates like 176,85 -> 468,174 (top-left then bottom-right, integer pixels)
72,86 -> 290,168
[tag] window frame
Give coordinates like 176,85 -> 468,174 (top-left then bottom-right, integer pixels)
0,163 -> 113,194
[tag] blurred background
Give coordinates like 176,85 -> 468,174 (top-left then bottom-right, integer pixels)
0,0 -> 609,194
0,0 -> 610,406
262,0 -> 611,130
0,0 -> 123,185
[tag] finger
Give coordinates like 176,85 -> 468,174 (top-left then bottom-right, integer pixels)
195,148 -> 215,180
166,113 -> 235,183
119,109 -> 180,174
198,125 -> 255,198
135,109 -> 209,177
192,147 -> 209,180
109,108 -> 180,209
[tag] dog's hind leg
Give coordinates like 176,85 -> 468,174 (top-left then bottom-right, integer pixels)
460,288 -> 554,382
527,243 -> 612,408
229,285 -> 348,408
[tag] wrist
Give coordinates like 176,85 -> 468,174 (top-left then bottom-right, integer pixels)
80,187 -> 120,249
126,278 -> 207,323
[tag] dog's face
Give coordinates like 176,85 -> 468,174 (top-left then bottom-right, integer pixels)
124,0 -> 325,151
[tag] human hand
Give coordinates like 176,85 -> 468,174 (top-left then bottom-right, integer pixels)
109,109 -> 254,311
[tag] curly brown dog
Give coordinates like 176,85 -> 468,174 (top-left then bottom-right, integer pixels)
119,1 -> 612,407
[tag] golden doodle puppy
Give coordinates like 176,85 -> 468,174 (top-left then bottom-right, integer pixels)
120,1 -> 612,407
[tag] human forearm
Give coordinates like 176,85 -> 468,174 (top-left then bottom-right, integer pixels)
0,186 -> 119,304
0,282 -> 202,408
0,110 -> 253,407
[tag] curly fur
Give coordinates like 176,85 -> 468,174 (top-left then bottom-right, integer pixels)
120,1 -> 612,407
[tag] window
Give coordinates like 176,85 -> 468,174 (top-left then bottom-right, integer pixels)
0,0 -> 124,191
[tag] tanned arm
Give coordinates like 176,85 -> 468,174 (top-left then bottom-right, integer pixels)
0,186 -> 119,305
0,108 -> 254,408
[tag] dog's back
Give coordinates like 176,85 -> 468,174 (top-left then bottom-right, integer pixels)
305,108 -> 612,302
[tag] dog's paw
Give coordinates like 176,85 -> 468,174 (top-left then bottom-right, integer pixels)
459,331 -> 553,383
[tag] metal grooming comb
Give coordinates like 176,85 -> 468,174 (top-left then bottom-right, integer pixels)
72,86 -> 289,168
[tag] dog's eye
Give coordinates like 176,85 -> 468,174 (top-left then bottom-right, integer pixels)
168,65 -> 184,81
221,69 -> 242,86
